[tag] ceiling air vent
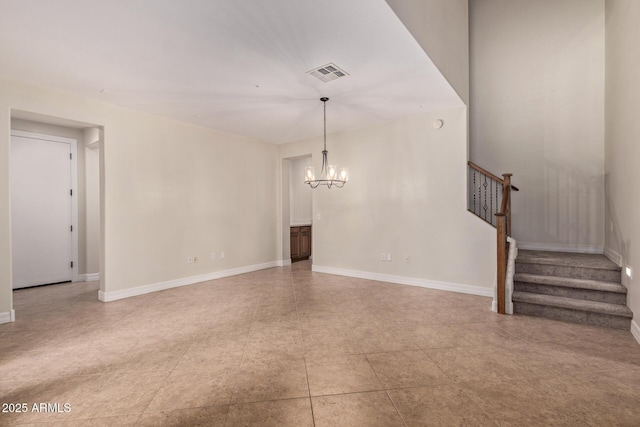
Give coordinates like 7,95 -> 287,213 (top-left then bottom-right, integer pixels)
307,63 -> 350,83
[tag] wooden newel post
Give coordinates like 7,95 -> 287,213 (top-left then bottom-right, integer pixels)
495,213 -> 507,314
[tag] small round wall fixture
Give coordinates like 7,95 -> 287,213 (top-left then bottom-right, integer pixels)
433,119 -> 444,129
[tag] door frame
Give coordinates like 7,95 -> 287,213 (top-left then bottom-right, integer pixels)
10,130 -> 79,284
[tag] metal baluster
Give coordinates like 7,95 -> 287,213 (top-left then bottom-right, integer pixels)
490,179 -> 493,226
473,171 -> 477,215
483,175 -> 488,222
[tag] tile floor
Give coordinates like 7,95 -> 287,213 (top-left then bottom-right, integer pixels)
1,260 -> 640,426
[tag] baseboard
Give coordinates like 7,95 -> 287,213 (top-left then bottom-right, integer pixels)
278,259 -> 292,267
311,265 -> 493,297
518,242 -> 604,254
631,319 -> 640,346
604,247 -> 622,266
78,273 -> 100,282
98,261 -> 279,302
0,310 -> 15,324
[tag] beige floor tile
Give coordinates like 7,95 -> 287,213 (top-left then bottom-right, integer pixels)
388,384 -> 497,426
306,355 -> 382,396
145,366 -> 236,412
312,391 -> 405,427
459,377 -> 590,426
425,346 -> 519,383
0,376 -> 88,424
232,358 -> 309,403
302,332 -> 362,358
67,370 -> 169,419
225,398 -> 313,427
242,334 -> 304,362
138,405 -> 228,426
4,262 -> 640,426
17,414 -> 141,426
366,350 -> 451,389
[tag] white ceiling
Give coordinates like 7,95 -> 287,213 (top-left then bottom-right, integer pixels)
0,0 -> 463,144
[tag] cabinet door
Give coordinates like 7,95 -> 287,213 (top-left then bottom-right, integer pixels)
300,226 -> 311,258
290,227 -> 300,260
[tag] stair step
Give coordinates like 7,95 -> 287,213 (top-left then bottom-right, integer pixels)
516,250 -> 621,282
513,291 -> 632,330
514,273 -> 627,293
513,273 -> 627,304
516,250 -> 621,270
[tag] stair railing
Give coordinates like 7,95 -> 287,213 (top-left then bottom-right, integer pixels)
468,161 -> 519,314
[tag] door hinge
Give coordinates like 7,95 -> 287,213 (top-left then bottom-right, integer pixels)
70,189 -> 73,196
70,225 -> 73,232
70,261 -> 74,268
70,153 -> 72,160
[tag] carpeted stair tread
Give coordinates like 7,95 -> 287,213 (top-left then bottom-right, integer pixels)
516,250 -> 620,271
514,273 -> 627,294
512,291 -> 633,318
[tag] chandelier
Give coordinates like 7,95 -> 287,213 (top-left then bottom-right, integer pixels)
304,97 -> 348,189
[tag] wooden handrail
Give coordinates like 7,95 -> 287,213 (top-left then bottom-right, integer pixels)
468,161 -> 520,191
467,161 -> 516,315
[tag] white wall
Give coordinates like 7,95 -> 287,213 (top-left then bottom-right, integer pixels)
604,0 -> 640,328
279,107 -> 496,294
0,78 -> 278,318
289,156 -> 312,225
469,0 -> 605,252
385,0 -> 469,104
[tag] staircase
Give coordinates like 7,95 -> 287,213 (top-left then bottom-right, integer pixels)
512,250 -> 632,329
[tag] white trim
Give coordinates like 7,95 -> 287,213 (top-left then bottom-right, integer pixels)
631,319 -> 640,345
277,259 -> 292,267
604,247 -> 622,266
98,261 -> 279,302
517,242 -> 604,254
0,310 -> 15,324
311,265 -> 493,297
10,130 -> 79,284
77,273 -> 100,282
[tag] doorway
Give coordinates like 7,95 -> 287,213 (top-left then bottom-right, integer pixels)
10,130 -> 78,289
287,155 -> 313,263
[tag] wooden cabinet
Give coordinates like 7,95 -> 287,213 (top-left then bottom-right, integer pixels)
290,225 -> 311,261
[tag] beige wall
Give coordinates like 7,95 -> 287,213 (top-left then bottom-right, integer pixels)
386,0 -> 469,104
83,128 -> 101,275
289,156 -> 312,226
605,0 -> 640,325
470,0 -> 605,252
280,107 -> 496,292
0,78 -> 278,317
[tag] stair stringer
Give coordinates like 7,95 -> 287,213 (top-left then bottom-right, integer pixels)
492,236 -> 517,314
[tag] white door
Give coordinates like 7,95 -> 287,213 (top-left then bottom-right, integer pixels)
11,132 -> 76,289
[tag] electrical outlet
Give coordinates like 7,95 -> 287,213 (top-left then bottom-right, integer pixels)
404,255 -> 410,263
187,257 -> 193,264
386,253 -> 392,262
193,256 -> 198,263
381,253 -> 386,261
211,252 -> 216,261
220,251 -> 225,259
